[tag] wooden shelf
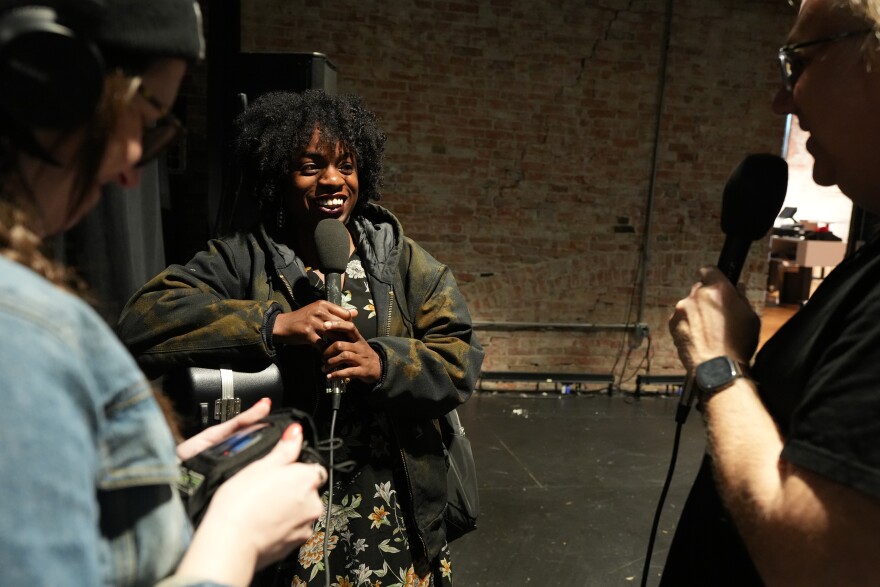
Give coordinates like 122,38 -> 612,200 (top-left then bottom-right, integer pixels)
770,236 -> 846,267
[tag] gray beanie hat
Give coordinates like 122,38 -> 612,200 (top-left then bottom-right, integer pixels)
95,0 -> 205,65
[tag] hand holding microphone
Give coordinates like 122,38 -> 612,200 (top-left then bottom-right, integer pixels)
311,219 -> 383,405
670,266 -> 761,372
267,219 -> 354,349
314,219 -> 352,408
673,154 -> 788,423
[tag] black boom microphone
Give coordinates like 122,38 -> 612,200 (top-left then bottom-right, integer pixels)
676,153 -> 788,424
315,218 -> 351,409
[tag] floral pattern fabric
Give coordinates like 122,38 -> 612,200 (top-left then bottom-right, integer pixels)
308,254 -> 376,330
291,473 -> 453,586
294,253 -> 453,587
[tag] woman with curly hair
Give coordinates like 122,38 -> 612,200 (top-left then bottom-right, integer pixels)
119,89 -> 484,586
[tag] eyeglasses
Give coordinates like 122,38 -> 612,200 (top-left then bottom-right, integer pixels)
777,28 -> 874,92
134,82 -> 185,167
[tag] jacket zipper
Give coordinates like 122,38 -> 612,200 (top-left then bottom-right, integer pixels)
398,440 -> 429,560
392,420 -> 430,561
277,272 -> 296,307
386,289 -> 394,336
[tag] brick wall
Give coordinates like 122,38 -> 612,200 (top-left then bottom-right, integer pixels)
229,0 -> 792,389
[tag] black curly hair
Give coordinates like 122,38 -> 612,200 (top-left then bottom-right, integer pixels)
234,90 -> 386,219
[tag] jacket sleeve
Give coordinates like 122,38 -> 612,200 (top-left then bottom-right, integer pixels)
368,241 -> 484,419
117,236 -> 280,378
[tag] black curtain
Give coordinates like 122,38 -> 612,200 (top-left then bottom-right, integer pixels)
62,159 -> 168,325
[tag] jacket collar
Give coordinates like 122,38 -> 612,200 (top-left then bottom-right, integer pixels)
349,202 -> 403,284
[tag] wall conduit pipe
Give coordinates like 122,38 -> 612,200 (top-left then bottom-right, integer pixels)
635,0 -> 675,325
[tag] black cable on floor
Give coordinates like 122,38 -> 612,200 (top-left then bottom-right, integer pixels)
640,419 -> 683,587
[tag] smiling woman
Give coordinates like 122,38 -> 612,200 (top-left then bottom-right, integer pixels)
287,126 -> 361,230
118,89 -> 485,586
235,91 -> 385,230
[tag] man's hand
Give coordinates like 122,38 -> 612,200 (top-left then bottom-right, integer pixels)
669,266 -> 760,371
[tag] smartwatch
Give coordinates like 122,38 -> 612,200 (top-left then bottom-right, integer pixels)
694,356 -> 747,396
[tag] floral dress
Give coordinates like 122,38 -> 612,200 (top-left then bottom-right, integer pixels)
290,252 -> 454,587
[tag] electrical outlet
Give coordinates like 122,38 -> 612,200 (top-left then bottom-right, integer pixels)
628,323 -> 650,348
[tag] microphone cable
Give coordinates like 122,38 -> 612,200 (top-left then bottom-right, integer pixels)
640,411 -> 686,587
320,340 -> 349,587
314,394 -> 354,587
321,342 -> 346,587
322,405 -> 339,587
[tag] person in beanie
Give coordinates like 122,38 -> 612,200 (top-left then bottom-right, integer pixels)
0,1 -> 326,586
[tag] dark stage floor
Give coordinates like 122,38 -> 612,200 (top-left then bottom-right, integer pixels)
450,391 -> 707,587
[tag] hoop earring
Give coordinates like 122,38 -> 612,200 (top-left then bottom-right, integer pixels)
277,207 -> 285,229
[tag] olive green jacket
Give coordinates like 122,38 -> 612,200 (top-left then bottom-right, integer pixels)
118,203 -> 484,560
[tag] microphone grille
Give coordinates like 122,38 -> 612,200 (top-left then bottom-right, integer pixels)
314,219 -> 350,274
721,153 -> 788,241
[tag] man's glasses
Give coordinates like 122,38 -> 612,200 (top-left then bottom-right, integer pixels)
134,82 -> 185,167
777,28 -> 873,92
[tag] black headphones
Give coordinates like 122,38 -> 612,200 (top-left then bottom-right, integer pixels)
0,1 -> 105,129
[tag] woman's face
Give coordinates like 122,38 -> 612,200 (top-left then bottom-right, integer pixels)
286,127 -> 360,231
772,0 -> 880,211
31,58 -> 187,235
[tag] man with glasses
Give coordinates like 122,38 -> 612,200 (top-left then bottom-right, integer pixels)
660,1 -> 880,585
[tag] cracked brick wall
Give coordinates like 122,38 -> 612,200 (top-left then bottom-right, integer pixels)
232,0 -> 793,389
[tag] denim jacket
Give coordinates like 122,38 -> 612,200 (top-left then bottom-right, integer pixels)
118,203 -> 484,562
0,256 -> 222,587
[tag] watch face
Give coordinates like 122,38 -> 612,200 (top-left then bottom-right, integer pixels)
696,356 -> 738,392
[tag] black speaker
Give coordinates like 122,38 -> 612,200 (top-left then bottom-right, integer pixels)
0,2 -> 104,128
235,52 -> 337,101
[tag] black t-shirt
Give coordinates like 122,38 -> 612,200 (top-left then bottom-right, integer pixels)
661,236 -> 880,585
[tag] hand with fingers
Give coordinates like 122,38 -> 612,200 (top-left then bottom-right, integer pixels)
176,397 -> 274,462
321,317 -> 382,386
176,421 -> 328,586
272,301 -> 359,349
669,266 -> 760,372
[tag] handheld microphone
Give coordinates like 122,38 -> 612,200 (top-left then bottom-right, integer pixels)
676,153 -> 788,424
717,154 -> 790,284
314,218 -> 351,410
